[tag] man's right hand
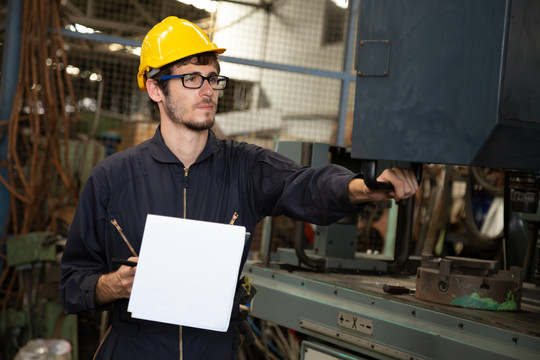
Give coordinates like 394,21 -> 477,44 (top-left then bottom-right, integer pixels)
95,257 -> 138,305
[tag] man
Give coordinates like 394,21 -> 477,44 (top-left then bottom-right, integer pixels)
59,17 -> 418,359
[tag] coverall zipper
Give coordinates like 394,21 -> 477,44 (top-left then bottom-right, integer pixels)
179,167 -> 189,360
183,167 -> 189,220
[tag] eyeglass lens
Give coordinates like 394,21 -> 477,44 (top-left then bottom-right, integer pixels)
184,74 -> 227,90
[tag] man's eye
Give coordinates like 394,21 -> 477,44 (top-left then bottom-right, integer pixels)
184,75 -> 199,83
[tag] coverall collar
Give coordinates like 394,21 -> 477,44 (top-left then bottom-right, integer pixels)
146,125 -> 218,166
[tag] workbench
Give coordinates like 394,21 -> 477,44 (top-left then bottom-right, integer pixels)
243,261 -> 540,360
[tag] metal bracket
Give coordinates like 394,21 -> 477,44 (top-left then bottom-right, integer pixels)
356,40 -> 391,77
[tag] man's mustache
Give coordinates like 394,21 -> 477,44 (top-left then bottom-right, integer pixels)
196,99 -> 216,107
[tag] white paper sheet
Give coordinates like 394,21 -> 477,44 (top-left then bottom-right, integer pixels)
128,214 -> 246,332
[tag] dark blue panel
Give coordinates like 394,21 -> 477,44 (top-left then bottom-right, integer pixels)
500,0 -> 540,126
351,0 -> 540,170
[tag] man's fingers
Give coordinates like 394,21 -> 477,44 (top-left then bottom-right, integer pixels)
393,168 -> 417,197
379,168 -> 418,200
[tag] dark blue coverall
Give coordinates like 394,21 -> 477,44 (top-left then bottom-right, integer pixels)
59,127 -> 361,359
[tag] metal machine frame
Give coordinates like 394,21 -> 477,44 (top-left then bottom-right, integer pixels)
244,1 -> 540,358
243,263 -> 540,360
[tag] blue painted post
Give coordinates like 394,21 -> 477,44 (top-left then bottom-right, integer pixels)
336,0 -> 359,147
0,0 -> 23,274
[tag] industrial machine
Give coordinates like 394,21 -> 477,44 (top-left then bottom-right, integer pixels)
243,1 -> 540,359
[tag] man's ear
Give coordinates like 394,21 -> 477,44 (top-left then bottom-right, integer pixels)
146,79 -> 163,103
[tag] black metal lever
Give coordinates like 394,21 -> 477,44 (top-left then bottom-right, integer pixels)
361,160 -> 423,191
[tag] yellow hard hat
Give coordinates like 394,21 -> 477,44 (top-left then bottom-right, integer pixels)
137,17 -> 226,90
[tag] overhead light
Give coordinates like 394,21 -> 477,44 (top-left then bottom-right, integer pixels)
175,0 -> 218,13
89,73 -> 102,82
67,23 -> 100,34
108,43 -> 124,52
66,65 -> 80,76
127,46 -> 141,56
331,0 -> 348,9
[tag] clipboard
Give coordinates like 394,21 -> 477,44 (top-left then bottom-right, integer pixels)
128,214 -> 246,332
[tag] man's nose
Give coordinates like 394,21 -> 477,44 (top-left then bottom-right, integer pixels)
199,79 -> 215,95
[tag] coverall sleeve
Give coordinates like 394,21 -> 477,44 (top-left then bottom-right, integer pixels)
59,171 -> 111,314
249,149 -> 362,225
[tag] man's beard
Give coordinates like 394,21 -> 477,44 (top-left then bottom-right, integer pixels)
163,97 -> 215,131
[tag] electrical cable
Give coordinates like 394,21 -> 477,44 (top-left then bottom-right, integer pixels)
0,0 -> 80,336
464,168 -> 504,244
293,142 -> 325,270
247,317 -> 283,359
471,167 -> 504,196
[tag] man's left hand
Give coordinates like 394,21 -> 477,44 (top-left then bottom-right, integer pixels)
348,168 -> 419,203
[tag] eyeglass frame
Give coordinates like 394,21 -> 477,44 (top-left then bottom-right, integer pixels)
158,73 -> 229,90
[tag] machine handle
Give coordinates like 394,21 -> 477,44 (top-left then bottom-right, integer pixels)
361,160 -> 422,192
383,283 -> 415,295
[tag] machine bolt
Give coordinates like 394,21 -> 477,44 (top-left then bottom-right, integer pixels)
438,281 -> 449,292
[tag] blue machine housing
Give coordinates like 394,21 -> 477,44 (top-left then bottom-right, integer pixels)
352,0 -> 540,171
